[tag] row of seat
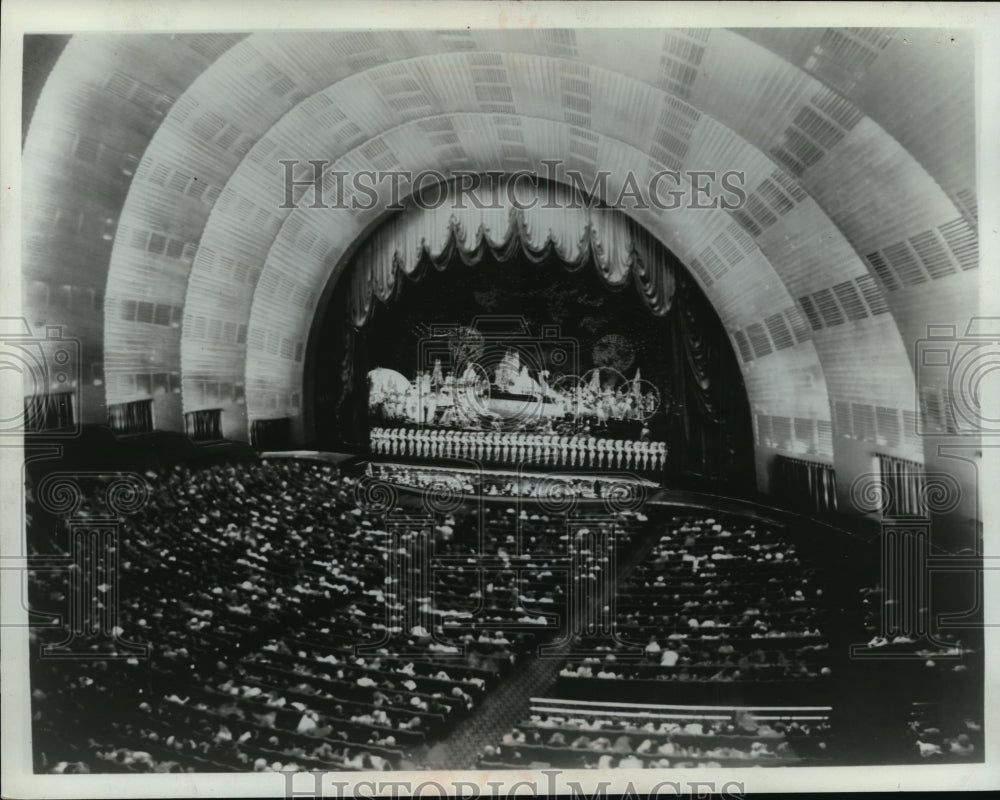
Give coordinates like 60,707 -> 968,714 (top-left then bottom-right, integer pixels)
29,459 -> 654,773
478,701 -> 832,769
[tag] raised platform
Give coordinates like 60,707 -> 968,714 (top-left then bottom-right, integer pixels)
258,450 -> 874,545
259,449 -> 361,466
365,459 -> 660,508
356,457 -> 863,538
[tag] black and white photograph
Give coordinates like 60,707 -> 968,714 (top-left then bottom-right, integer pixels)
2,1 -> 998,797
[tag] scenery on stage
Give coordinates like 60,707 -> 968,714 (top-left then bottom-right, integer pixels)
367,325 -> 662,437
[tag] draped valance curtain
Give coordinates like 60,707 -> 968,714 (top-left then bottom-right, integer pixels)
348,181 -> 677,327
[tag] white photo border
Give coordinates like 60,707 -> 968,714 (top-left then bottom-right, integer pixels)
2,1 -> 998,796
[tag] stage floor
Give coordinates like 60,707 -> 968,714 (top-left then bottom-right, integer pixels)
258,450 -> 869,541
258,449 -> 361,466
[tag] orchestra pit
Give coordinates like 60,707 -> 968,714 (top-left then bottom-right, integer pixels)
18,28 -> 982,775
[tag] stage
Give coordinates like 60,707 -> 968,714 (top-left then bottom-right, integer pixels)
258,450 -> 362,467
255,449 -> 873,542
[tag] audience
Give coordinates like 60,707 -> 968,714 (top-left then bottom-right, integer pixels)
904,704 -> 982,763
27,459 -> 644,773
558,514 -> 832,686
478,705 -> 832,769
25,460 -> 981,773
858,584 -> 979,676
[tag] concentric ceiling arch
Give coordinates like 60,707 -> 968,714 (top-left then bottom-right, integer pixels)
22,27 -> 978,498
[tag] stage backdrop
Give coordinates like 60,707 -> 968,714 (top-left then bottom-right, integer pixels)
309,180 -> 753,486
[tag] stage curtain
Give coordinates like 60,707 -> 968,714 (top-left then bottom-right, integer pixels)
877,453 -> 927,517
347,180 -> 676,327
627,222 -> 676,316
349,240 -> 376,327
657,278 -> 746,481
675,281 -> 721,421
107,398 -> 153,435
774,455 -> 838,515
184,408 -> 222,442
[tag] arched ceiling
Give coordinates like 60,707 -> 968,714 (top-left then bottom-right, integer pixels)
22,27 -> 977,463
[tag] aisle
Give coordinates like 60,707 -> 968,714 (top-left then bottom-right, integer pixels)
416,517 -> 664,770
418,650 -> 567,769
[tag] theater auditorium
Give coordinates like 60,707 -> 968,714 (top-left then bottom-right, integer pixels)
18,27 -> 983,775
